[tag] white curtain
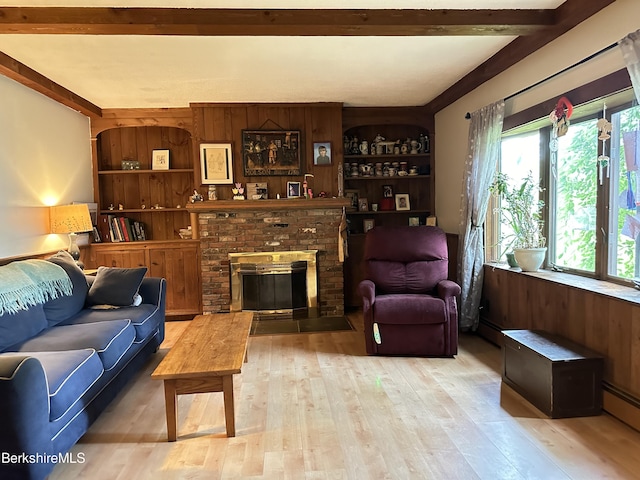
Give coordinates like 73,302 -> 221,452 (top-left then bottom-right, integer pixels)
620,29 -> 640,103
457,100 -> 505,331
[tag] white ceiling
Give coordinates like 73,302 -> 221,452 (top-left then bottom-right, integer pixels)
0,1 -> 565,109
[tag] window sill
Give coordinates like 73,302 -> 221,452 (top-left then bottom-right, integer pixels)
485,262 -> 640,306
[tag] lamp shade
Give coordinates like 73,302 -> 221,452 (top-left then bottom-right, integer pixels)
50,204 -> 93,234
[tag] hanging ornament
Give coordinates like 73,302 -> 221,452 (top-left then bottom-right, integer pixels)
597,103 -> 611,185
548,96 -> 573,179
549,96 -> 574,138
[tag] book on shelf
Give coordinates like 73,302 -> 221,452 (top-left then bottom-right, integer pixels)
105,215 -> 146,242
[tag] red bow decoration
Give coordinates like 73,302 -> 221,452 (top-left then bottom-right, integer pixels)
554,96 -> 573,120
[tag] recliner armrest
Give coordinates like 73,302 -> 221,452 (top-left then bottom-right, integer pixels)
436,279 -> 461,299
358,280 -> 376,309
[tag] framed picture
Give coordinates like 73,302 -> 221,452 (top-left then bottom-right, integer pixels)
408,216 -> 420,226
358,197 -> 369,212
151,149 -> 170,170
287,181 -> 301,198
383,185 -> 394,198
242,130 -> 301,176
247,182 -> 268,200
395,193 -> 410,211
200,143 -> 233,184
313,142 -> 332,166
345,189 -> 359,211
363,218 -> 375,233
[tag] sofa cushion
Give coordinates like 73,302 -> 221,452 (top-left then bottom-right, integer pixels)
60,304 -> 160,343
44,251 -> 89,326
86,267 -> 147,307
9,320 -> 135,371
374,294 -> 446,325
0,303 -> 48,352
2,349 -> 104,422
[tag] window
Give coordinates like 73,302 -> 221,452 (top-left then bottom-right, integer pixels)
493,85 -> 640,284
549,116 -> 598,273
494,132 -> 541,260
608,104 -> 640,280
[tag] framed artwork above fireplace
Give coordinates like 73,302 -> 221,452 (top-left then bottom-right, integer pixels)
242,130 -> 301,176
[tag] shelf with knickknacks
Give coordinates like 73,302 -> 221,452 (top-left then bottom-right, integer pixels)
342,124 -> 433,234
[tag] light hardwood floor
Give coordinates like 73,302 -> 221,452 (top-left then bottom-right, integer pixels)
51,312 -> 640,479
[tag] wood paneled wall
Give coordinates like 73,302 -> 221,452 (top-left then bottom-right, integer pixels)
480,265 -> 640,429
191,103 -> 343,200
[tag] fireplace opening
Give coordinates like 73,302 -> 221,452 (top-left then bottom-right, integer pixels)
239,261 -> 307,312
229,250 -> 318,318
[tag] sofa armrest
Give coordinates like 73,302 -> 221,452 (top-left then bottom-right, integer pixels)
0,355 -> 55,479
138,277 -> 166,306
436,279 -> 461,299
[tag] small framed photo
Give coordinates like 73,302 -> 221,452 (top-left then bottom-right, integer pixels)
408,216 -> 420,226
152,149 -> 170,170
313,142 -> 332,166
363,218 -> 375,232
345,189 -> 359,210
426,216 -> 437,226
200,143 -> 233,184
395,193 -> 410,211
358,197 -> 369,212
247,182 -> 268,200
383,185 -> 394,198
287,181 -> 301,198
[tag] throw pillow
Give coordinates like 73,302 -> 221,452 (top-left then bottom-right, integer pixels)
44,250 -> 89,325
86,266 -> 147,307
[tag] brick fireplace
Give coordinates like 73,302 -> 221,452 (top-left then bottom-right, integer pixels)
187,198 -> 349,316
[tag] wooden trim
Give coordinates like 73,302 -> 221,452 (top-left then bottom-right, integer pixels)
186,198 -> 350,213
503,69 -> 632,132
91,108 -> 194,137
0,7 -> 554,36
425,0 -> 615,113
0,51 -> 101,118
603,389 -> 640,433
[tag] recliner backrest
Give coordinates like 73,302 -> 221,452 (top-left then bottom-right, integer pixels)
364,226 -> 449,295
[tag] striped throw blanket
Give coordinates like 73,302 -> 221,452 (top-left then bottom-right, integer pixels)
0,259 -> 73,315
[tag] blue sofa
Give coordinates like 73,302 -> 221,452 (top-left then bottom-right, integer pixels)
0,252 -> 166,480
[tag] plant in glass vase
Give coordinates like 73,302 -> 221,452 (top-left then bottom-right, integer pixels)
489,172 -> 547,271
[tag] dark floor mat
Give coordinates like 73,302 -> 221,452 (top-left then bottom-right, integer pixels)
250,315 -> 354,336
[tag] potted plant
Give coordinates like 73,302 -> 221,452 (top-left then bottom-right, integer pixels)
489,172 -> 547,271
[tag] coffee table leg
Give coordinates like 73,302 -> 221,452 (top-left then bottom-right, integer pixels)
163,380 -> 178,442
222,375 -> 235,437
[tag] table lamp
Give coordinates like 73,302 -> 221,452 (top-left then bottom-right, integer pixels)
50,204 -> 94,261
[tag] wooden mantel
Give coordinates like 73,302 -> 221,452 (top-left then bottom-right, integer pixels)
186,198 -> 349,212
187,198 -> 350,238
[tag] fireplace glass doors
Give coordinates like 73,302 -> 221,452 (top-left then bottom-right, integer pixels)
229,250 -> 318,318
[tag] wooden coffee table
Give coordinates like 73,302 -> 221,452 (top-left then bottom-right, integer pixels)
151,312 -> 253,441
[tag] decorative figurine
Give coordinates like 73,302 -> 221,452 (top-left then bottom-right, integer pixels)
232,183 -> 245,200
190,190 -> 204,203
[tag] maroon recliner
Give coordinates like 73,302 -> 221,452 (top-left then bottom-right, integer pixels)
358,226 -> 461,356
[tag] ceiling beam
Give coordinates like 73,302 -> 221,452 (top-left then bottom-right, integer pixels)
0,7 -> 554,36
425,0 -> 616,113
0,51 -> 102,117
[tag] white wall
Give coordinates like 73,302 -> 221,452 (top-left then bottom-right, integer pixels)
435,0 -> 640,234
0,75 -> 93,258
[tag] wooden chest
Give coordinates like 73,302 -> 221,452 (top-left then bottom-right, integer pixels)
502,330 -> 604,418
